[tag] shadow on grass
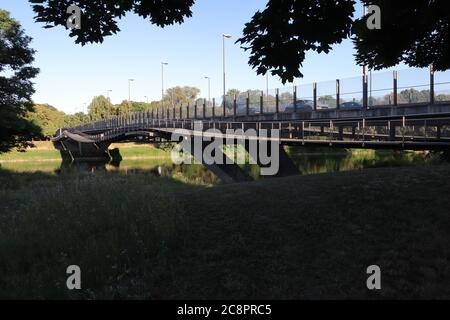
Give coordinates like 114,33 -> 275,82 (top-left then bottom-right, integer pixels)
1,155 -> 450,299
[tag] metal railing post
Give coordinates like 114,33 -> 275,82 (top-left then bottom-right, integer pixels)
260,90 -> 264,114
430,64 -> 435,105
336,79 -> 340,110
393,71 -> 398,106
223,96 -> 226,118
275,88 -> 279,114
194,101 -> 198,119
246,91 -> 250,116
203,99 -> 206,119
293,86 -> 297,113
363,75 -> 368,110
313,82 -> 317,111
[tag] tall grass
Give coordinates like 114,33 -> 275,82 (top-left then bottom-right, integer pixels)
0,172 -> 193,299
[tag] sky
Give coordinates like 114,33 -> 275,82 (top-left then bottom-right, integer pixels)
1,0 -> 409,114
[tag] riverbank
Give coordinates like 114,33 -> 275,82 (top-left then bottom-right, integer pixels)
1,164 -> 450,299
0,141 -> 171,163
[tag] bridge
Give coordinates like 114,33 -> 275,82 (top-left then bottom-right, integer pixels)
53,68 -> 450,180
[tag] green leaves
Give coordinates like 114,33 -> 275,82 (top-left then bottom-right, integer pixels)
353,0 -> 450,72
29,0 -> 195,45
87,95 -> 115,120
239,0 -> 450,83
237,0 -> 356,84
0,10 -> 41,153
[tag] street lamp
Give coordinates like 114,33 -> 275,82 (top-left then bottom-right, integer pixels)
161,62 -> 168,108
107,89 -> 112,101
204,76 -> 211,102
128,79 -> 134,102
222,34 -> 232,110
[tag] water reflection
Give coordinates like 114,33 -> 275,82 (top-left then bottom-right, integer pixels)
0,147 -> 435,185
286,148 -> 430,176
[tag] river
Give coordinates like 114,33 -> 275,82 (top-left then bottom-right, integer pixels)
0,146 -> 437,185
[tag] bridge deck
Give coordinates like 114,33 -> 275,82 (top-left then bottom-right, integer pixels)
54,102 -> 450,151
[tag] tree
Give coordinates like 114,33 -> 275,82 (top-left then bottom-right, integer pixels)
318,95 -> 336,108
0,10 -> 41,153
237,0 -> 450,83
237,0 -> 355,83
64,112 -> 90,127
30,1 -> 450,83
226,89 -> 241,98
26,104 -> 65,138
87,95 -> 114,120
163,86 -> 200,106
116,100 -> 132,115
353,0 -> 450,72
131,101 -> 159,112
224,89 -> 241,109
29,0 -> 195,45
397,89 -> 430,104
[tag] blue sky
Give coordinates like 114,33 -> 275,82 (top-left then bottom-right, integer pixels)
1,0 -> 409,114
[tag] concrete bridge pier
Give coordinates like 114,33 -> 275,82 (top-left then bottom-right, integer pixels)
389,125 -> 397,141
338,126 -> 344,141
178,136 -> 300,182
243,143 -> 299,178
181,138 -> 252,183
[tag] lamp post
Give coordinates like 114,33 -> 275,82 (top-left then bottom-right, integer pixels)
128,79 -> 134,102
222,34 -> 232,110
361,5 -> 372,107
161,62 -> 168,108
205,76 -> 211,102
107,90 -> 112,101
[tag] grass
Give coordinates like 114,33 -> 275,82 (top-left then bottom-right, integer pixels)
109,143 -> 171,159
1,164 -> 450,299
0,141 -> 171,163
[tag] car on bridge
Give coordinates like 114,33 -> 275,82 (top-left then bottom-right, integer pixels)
284,100 -> 314,113
236,105 -> 260,115
340,101 -> 363,109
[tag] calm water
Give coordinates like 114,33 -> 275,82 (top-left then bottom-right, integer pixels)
0,147 -> 436,185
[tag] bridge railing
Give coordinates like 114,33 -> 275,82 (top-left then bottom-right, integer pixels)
76,114 -> 450,144
69,67 -> 450,133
